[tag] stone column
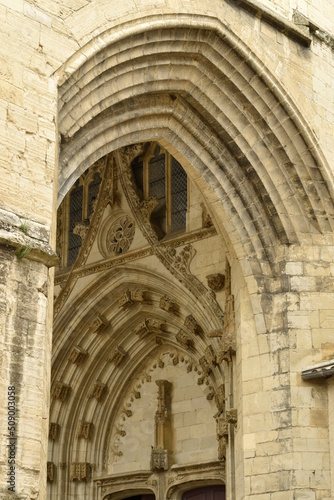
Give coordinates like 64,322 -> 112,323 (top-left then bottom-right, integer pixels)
0,212 -> 57,499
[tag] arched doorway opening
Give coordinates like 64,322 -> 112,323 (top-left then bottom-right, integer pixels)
182,486 -> 226,500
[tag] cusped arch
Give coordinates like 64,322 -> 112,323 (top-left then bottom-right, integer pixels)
56,14 -> 334,274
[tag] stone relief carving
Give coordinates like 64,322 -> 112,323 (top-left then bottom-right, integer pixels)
206,273 -> 225,291
176,330 -> 193,349
49,422 -> 59,440
88,381 -> 107,401
118,288 -> 147,309
73,220 -> 90,240
199,356 -> 212,376
151,449 -> 169,471
47,462 -> 55,482
77,421 -> 92,440
106,215 -> 135,255
204,345 -> 217,366
68,345 -> 88,365
108,346 -> 128,367
201,202 -> 214,228
52,382 -> 70,402
215,384 -> 226,414
216,415 -> 229,461
54,154 -> 114,316
151,380 -> 172,471
216,331 -> 236,363
184,314 -> 202,335
89,314 -> 110,334
226,408 -> 238,426
70,463 -> 91,482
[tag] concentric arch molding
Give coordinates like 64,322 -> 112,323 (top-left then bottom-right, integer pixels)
56,13 -> 334,278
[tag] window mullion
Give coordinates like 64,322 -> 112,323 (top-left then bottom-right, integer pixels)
166,152 -> 172,234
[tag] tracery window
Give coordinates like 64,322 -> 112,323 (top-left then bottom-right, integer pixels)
57,167 -> 102,268
131,142 -> 188,238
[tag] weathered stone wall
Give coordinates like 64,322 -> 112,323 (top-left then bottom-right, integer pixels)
1,1 -> 334,499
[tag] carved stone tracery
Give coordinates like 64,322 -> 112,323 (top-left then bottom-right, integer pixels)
89,314 -> 110,334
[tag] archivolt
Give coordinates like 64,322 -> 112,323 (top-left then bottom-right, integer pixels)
51,267 -> 225,479
56,13 -> 334,267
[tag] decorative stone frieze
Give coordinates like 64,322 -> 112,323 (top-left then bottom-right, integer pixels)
49,422 -> 59,440
88,381 -> 107,401
52,382 -> 70,402
68,346 -> 88,364
70,462 -> 91,482
108,346 -> 127,367
184,315 -> 202,335
89,314 -> 110,334
47,462 -> 55,482
77,421 -> 92,440
206,273 -> 225,291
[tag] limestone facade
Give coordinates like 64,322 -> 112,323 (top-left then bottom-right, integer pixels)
0,1 -> 334,499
